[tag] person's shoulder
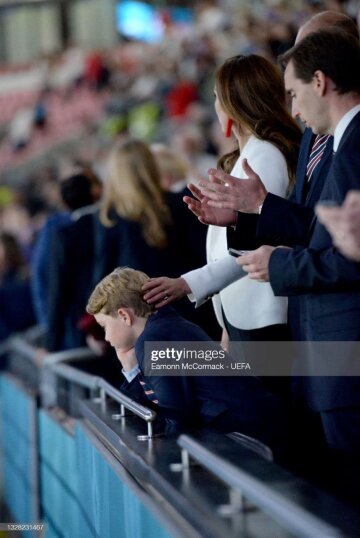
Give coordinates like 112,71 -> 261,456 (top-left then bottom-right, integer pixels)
142,306 -> 212,341
241,136 -> 287,182
342,111 -> 360,145
246,136 -> 286,162
72,204 -> 99,222
38,212 -> 70,238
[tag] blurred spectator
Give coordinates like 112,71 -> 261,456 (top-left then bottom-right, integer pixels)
165,71 -> 198,118
8,106 -> 34,151
33,90 -> 48,130
170,123 -> 216,183
151,143 -> 189,193
0,232 -> 35,341
0,198 -> 36,260
31,172 -> 97,328
85,50 -> 110,92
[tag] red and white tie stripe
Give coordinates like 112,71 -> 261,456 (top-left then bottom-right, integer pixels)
306,134 -> 330,182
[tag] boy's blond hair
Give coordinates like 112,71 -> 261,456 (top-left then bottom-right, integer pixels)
86,267 -> 155,318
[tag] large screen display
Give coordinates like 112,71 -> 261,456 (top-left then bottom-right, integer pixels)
116,1 -> 193,43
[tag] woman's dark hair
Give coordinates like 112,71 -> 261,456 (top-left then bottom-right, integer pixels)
215,54 -> 301,189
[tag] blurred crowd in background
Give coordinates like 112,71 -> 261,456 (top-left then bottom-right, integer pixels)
0,0 -> 359,343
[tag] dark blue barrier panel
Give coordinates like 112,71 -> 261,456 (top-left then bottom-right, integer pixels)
0,374 -> 39,536
76,424 -> 172,538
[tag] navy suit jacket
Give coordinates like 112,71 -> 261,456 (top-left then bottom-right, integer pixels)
227,128 -> 333,249
121,306 -> 290,457
269,112 -> 360,410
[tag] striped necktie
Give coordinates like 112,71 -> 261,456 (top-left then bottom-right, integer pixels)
138,374 -> 159,404
306,134 -> 330,182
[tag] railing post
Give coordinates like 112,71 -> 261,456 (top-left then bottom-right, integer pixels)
217,488 -> 253,516
169,447 -> 190,472
137,420 -> 153,441
95,380 -> 158,440
112,403 -> 126,420
100,388 -> 106,412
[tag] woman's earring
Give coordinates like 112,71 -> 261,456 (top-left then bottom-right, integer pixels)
225,118 -> 233,138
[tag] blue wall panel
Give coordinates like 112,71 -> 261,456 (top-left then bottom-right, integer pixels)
0,374 -> 38,528
38,410 -> 79,538
1,379 -> 174,538
76,425 -> 172,538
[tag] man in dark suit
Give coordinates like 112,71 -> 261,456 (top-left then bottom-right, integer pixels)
231,31 -> 360,459
86,267 -> 291,461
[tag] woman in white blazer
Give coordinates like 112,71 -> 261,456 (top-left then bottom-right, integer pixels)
143,54 -> 301,350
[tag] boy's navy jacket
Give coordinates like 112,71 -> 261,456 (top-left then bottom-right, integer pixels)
120,306 -> 289,457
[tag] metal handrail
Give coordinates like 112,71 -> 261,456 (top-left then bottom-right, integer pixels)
9,336 -> 40,364
40,349 -> 102,410
6,331 -> 158,440
97,379 -> 157,440
42,347 -> 98,366
98,378 -> 156,421
49,362 -> 101,390
21,325 -> 46,344
177,435 -> 344,538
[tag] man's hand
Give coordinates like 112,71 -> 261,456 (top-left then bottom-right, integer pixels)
115,347 -> 138,372
142,277 -> 191,308
198,159 -> 268,214
183,183 -> 237,226
237,246 -> 285,282
316,191 -> 360,262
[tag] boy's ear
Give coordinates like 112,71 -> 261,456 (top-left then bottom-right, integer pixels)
117,307 -> 134,326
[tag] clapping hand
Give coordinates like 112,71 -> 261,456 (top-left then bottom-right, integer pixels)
198,159 -> 267,214
183,183 -> 237,226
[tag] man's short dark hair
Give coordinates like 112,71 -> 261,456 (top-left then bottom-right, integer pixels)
279,29 -> 360,95
60,173 -> 94,211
